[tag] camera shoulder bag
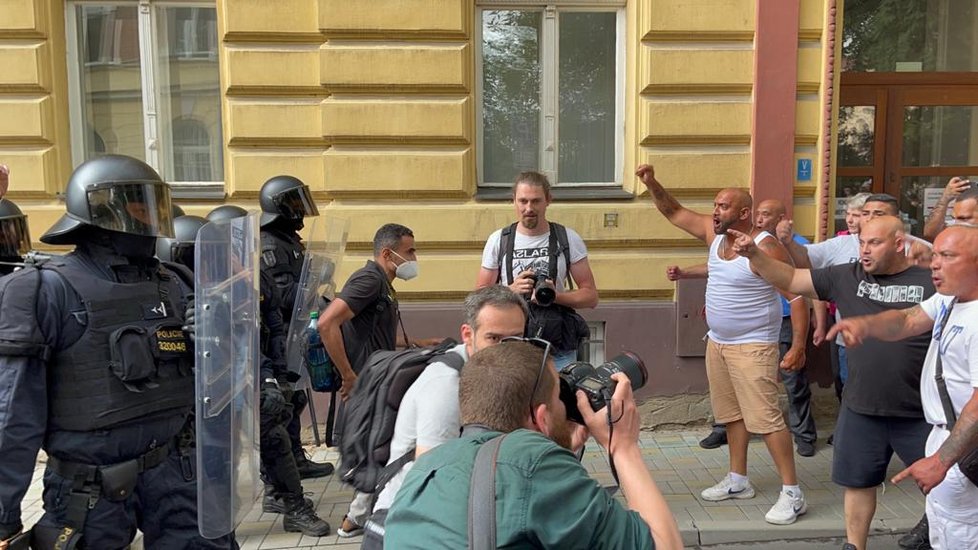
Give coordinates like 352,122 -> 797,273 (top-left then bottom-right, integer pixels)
932,298 -> 978,486
468,433 -> 508,550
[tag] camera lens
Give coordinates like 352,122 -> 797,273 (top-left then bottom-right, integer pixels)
534,280 -> 556,307
594,352 -> 648,392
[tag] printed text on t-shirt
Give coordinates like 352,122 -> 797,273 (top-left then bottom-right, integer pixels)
855,281 -> 926,303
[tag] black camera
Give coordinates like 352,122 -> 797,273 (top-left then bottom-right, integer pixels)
559,352 -> 647,425
526,266 -> 557,307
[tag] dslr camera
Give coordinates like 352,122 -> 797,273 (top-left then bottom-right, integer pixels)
559,352 -> 648,425
526,265 -> 557,307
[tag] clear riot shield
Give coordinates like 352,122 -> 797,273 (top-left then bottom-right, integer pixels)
194,211 -> 261,539
285,216 -> 350,383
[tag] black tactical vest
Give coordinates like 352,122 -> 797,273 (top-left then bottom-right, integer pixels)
44,257 -> 195,431
261,229 -> 304,320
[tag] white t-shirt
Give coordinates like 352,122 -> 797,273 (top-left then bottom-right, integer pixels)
481,224 -> 588,291
919,294 -> 978,427
806,233 -> 859,269
372,344 -> 467,511
705,232 -> 781,344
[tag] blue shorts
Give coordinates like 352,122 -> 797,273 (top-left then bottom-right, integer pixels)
831,404 -> 930,488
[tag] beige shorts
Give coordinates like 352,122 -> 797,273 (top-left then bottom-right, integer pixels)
706,339 -> 785,435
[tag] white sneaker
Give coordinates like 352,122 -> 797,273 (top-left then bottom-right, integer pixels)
700,474 -> 755,502
765,489 -> 807,525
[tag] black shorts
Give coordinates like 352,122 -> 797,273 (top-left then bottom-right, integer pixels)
831,403 -> 930,488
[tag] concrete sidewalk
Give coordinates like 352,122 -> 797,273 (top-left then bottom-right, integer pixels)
20,429 -> 925,549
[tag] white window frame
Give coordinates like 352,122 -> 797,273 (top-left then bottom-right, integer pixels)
475,1 -> 626,188
65,0 -> 224,199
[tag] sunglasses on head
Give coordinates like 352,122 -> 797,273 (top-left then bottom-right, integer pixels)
500,336 -> 553,417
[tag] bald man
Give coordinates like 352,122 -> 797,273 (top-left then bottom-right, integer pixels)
826,225 -> 978,549
638,165 -> 808,526
728,216 -> 936,550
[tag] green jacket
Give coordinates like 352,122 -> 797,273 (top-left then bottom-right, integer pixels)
385,429 -> 654,549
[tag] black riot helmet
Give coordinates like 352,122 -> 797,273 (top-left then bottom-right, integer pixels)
258,175 -> 318,228
156,215 -> 207,269
41,155 -> 175,245
206,204 -> 248,223
0,198 -> 31,257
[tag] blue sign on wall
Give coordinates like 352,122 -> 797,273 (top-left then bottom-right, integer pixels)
797,158 -> 812,182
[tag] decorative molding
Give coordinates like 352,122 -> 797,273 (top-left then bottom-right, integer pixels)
0,30 -> 45,40
3,191 -> 59,200
797,82 -> 820,94
795,134 -> 819,146
227,137 -> 328,148
325,136 -> 470,147
818,1 -> 839,241
395,289 -> 674,302
323,84 -> 469,95
640,135 -> 751,147
0,84 -> 48,95
0,137 -> 52,147
320,189 -> 471,200
641,31 -> 754,43
798,28 -> 823,41
640,84 -> 752,96
344,238 -> 710,252
225,86 -> 328,98
223,31 -> 325,45
322,29 -> 468,41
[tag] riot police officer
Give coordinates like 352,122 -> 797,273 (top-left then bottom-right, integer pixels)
0,197 -> 33,276
155,214 -> 207,267
258,176 -> 334,479
204,204 -> 331,536
0,155 -> 237,549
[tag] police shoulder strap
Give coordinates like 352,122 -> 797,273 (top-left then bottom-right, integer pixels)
468,433 -> 508,550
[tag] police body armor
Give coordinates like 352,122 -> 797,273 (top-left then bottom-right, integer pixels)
261,228 -> 305,321
44,256 -> 194,432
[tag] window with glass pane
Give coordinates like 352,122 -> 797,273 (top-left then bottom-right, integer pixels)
843,0 -> 978,72
480,6 -> 621,187
69,2 -> 223,188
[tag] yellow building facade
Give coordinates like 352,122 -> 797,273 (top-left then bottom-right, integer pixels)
4,0 -> 976,409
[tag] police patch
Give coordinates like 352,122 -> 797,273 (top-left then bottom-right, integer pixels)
262,250 -> 277,267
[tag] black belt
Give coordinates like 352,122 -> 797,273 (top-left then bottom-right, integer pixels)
48,442 -> 170,479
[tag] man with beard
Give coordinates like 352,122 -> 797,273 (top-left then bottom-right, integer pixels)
384,340 -> 683,550
638,164 -> 808,525
726,215 -> 935,550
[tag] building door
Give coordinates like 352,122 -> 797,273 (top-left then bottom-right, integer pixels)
835,0 -> 978,236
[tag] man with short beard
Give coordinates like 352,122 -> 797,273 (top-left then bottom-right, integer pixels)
384,341 -> 683,549
638,164 -> 808,525
727,215 -> 935,550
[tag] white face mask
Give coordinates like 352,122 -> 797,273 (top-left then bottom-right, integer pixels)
391,250 -> 419,281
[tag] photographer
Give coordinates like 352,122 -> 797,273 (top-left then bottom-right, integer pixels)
384,340 -> 682,549
476,171 -> 598,370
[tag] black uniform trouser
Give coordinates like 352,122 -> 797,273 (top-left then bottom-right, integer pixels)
260,408 -> 303,497
778,316 -> 817,444
37,444 -> 237,550
286,389 -> 307,457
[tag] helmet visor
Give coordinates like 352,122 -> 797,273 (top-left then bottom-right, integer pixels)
0,216 -> 31,257
86,182 -> 174,238
273,185 -> 319,220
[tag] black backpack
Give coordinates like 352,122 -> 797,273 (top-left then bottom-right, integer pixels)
339,339 -> 464,493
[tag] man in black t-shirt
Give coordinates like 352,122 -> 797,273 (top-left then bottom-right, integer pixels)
727,216 -> 934,550
318,222 -> 439,538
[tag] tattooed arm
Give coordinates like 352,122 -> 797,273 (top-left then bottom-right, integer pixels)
635,164 -> 713,243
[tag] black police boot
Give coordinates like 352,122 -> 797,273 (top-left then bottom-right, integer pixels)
294,451 -> 335,479
282,496 -> 331,536
898,514 -> 931,550
264,491 -> 314,514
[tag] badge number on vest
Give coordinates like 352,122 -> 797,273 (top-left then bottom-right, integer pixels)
143,301 -> 168,320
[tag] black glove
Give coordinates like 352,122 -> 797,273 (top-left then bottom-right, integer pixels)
182,297 -> 196,342
260,383 -> 287,418
0,520 -> 23,541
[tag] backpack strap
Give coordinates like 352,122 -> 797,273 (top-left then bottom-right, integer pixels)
468,434 -> 508,550
550,222 -> 574,290
496,223 -> 517,286
934,298 -> 960,429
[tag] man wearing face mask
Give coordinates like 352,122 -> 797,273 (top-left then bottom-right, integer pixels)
258,175 -> 335,480
0,155 -> 237,549
318,222 -> 423,538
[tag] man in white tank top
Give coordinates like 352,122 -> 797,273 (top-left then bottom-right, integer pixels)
638,164 -> 809,526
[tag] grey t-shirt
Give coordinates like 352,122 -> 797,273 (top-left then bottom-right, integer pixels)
811,263 -> 934,417
373,344 -> 467,511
